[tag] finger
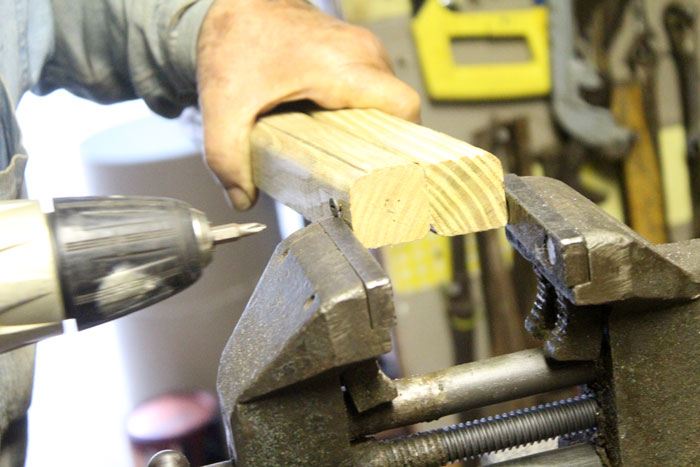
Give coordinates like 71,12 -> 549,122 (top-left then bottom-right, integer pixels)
308,66 -> 421,123
201,94 -> 258,210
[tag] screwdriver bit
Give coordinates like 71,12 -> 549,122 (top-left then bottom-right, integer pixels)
211,222 -> 267,245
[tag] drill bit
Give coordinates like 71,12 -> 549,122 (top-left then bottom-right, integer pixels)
211,222 -> 266,245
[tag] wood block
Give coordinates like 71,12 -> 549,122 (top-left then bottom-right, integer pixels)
251,112 -> 431,248
251,108 -> 506,247
311,108 -> 507,236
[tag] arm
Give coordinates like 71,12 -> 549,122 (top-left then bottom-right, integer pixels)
197,0 -> 420,209
35,0 -> 214,117
37,0 -> 421,210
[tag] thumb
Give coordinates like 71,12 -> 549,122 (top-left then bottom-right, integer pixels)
201,101 -> 258,210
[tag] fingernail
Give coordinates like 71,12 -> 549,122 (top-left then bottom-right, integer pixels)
228,187 -> 252,210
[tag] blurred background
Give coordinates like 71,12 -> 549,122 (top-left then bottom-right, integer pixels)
17,0 -> 700,465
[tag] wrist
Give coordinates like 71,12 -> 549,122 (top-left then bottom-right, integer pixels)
160,0 -> 216,94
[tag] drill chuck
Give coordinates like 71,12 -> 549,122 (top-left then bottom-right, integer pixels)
50,197 -> 212,329
0,196 -> 265,353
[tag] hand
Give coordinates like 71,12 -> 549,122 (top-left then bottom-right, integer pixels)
197,0 -> 421,210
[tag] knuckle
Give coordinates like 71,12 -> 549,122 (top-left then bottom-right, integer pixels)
350,26 -> 384,53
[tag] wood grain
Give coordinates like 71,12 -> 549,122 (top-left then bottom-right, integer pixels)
251,112 -> 431,248
311,108 -> 507,236
251,108 -> 506,247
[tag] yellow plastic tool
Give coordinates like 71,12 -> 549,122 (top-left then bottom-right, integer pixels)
412,1 -> 550,100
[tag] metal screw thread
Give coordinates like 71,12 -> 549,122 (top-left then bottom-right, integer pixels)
525,272 -> 557,339
550,293 -> 568,342
359,395 -> 597,467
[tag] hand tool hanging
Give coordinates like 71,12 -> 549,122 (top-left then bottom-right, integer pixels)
446,235 -> 476,366
550,0 -> 633,156
545,0 -> 631,206
473,124 -> 534,365
476,119 -> 539,322
665,4 -> 700,238
598,0 -> 668,243
411,0 -> 551,101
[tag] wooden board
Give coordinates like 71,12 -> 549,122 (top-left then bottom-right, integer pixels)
311,108 -> 507,236
251,109 -> 507,248
251,112 -> 430,248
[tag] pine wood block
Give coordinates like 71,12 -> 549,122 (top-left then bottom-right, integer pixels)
251,112 -> 431,248
311,108 -> 507,236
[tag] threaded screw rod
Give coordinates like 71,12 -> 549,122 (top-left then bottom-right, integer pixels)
354,395 -> 598,467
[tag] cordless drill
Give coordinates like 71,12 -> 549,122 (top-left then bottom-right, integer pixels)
0,196 -> 265,353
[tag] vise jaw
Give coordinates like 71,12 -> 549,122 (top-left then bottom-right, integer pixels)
216,217 -> 396,466
213,176 -> 700,466
506,175 -> 700,466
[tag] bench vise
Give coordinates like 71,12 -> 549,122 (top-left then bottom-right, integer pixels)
152,175 -> 700,466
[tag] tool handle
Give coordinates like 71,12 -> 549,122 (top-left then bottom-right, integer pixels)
412,1 -> 550,100
0,200 -> 66,352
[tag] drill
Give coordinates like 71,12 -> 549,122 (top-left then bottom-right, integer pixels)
0,196 -> 265,353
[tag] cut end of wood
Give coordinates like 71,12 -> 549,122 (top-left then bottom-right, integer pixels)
350,165 -> 431,248
252,108 -> 507,247
312,108 -> 508,237
426,152 -> 508,236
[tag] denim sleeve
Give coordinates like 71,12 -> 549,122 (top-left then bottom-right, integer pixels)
34,0 -> 215,117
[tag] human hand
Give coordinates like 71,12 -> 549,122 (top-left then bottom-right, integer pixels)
197,0 -> 421,210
